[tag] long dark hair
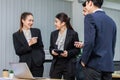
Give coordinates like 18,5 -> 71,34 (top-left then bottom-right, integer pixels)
56,12 -> 73,30
19,12 -> 33,32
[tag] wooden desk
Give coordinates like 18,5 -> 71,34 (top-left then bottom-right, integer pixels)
0,77 -> 64,80
14,78 -> 64,80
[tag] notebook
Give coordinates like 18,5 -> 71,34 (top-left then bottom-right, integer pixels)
11,62 -> 35,79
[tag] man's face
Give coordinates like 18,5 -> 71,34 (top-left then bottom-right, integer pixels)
85,0 -> 93,14
82,7 -> 88,16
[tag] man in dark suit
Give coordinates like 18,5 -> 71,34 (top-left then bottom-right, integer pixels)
80,0 -> 117,80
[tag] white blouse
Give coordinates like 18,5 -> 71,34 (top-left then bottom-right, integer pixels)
56,29 -> 67,50
22,29 -> 32,43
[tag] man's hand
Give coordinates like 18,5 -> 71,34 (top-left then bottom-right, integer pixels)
81,61 -> 85,67
74,41 -> 84,48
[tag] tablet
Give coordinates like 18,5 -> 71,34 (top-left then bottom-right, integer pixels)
54,49 -> 64,54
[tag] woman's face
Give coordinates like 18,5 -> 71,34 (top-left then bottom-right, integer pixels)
22,15 -> 34,29
54,18 -> 64,30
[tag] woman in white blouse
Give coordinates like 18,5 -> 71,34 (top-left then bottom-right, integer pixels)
49,12 -> 80,80
13,12 -> 45,77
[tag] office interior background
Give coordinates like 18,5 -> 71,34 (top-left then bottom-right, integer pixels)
0,0 -> 120,77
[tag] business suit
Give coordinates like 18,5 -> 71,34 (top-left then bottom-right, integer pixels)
13,28 -> 45,77
81,10 -> 117,80
49,29 -> 80,80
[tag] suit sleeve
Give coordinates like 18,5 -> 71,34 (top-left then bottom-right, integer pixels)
49,32 -> 56,57
13,33 -> 32,56
112,25 -> 117,56
67,32 -> 80,58
35,29 -> 45,50
81,14 -> 96,65
35,29 -> 45,60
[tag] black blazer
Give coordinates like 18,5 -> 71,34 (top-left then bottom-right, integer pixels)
13,28 -> 45,67
49,29 -> 80,76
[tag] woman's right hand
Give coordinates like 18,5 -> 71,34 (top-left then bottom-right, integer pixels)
28,37 -> 38,46
52,50 -> 58,56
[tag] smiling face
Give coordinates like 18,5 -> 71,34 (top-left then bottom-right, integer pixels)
54,18 -> 65,30
22,15 -> 34,29
82,1 -> 89,16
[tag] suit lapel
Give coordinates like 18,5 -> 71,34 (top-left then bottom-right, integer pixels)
19,31 -> 28,45
30,28 -> 35,37
64,29 -> 71,50
18,28 -> 35,46
95,10 -> 105,14
54,30 -> 59,44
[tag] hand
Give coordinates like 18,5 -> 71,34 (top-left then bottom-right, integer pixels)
60,50 -> 68,57
52,50 -> 58,56
74,41 -> 84,48
81,61 -> 85,67
28,37 -> 38,46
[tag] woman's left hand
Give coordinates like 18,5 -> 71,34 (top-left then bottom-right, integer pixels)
60,50 -> 68,57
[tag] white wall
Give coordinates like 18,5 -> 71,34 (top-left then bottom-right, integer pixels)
72,0 -> 120,61
72,0 -> 84,41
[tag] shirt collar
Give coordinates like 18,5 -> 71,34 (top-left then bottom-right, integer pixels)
93,8 -> 103,13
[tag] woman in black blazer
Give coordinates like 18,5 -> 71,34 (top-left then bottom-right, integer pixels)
49,12 -> 80,80
13,12 -> 45,77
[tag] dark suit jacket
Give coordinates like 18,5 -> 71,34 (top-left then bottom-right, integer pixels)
81,11 -> 117,72
49,29 -> 80,76
13,28 -> 45,67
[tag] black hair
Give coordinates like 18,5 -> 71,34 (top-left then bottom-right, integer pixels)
86,0 -> 103,8
19,12 -> 33,32
56,12 -> 73,30
82,1 -> 86,7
